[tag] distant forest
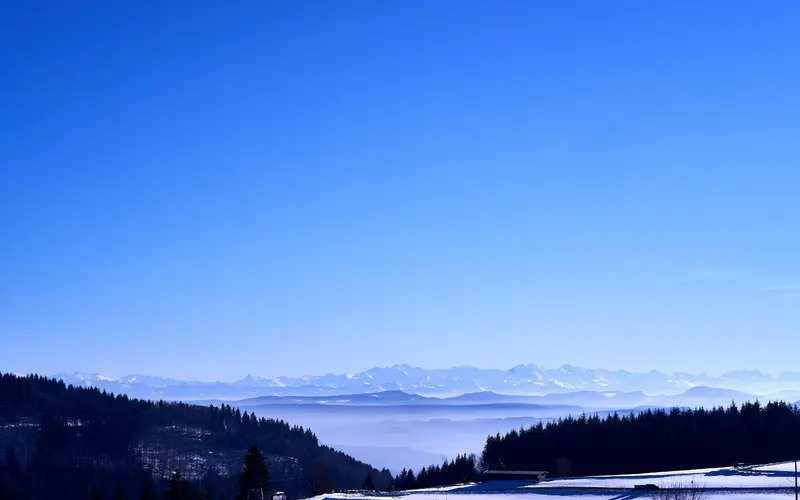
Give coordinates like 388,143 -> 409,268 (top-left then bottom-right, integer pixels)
389,400 -> 800,491
0,373 -> 391,499
482,401 -> 800,478
391,454 -> 479,491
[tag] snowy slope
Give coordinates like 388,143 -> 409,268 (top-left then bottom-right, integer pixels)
523,462 -> 800,489
311,461 -> 800,500
314,492 -> 787,500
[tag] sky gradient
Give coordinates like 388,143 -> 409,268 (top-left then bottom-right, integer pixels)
1,1 -> 799,381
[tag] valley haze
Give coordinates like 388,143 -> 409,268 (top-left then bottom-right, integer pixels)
43,363 -> 800,474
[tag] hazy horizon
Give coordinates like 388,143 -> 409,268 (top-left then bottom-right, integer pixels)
23,362 -> 800,385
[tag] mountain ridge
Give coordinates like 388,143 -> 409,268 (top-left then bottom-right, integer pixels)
210,386 -> 764,411
48,364 -> 800,401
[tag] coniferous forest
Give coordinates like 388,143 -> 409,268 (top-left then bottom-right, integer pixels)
390,401 -> 800,491
0,373 -> 392,499
392,454 -> 479,491
482,401 -> 800,478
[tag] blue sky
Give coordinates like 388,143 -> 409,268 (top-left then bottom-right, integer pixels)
1,1 -> 798,381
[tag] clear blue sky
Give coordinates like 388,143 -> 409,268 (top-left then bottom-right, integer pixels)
1,1 -> 798,381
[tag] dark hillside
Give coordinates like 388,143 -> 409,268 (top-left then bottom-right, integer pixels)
482,401 -> 800,477
0,373 -> 391,499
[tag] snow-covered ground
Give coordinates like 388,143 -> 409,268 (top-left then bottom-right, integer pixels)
520,461 -> 800,490
317,494 -> 791,500
311,461 -> 800,500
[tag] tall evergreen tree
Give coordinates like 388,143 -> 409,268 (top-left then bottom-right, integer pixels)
406,469 -> 416,490
363,472 -> 375,491
240,445 -> 270,500
397,468 -> 408,490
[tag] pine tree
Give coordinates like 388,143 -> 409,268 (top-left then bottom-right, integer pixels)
397,468 -> 408,490
406,469 -> 416,490
240,445 -> 270,500
363,472 -> 375,491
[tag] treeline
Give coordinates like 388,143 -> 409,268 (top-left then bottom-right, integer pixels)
482,400 -> 800,478
392,454 -> 478,491
0,372 -> 392,499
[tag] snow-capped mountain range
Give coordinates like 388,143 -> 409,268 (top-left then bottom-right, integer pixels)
44,364 -> 800,402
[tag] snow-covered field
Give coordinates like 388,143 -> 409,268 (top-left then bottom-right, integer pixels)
317,495 -> 790,500
319,495 -> 788,500
312,461 -> 800,500
521,461 -> 800,490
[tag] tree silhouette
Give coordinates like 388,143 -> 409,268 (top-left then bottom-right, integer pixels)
240,445 -> 270,500
405,468 -> 416,490
363,472 -> 375,491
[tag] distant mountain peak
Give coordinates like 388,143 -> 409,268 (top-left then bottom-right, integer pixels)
49,364 -> 800,401
683,386 -> 753,397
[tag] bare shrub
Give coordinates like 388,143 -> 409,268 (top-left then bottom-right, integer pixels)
649,479 -> 711,500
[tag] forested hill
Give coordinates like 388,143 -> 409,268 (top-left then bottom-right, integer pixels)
0,372 -> 391,499
482,401 -> 800,478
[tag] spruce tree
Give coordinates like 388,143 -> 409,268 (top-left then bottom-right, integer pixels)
240,445 -> 270,500
406,469 -> 416,490
363,472 -> 375,491
397,468 -> 408,490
